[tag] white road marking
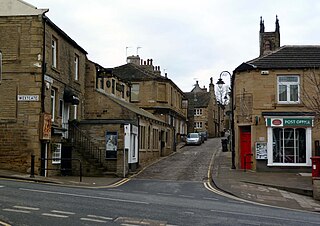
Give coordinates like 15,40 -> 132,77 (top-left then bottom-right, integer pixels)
80,218 -> 107,223
87,215 -> 113,220
157,192 -> 172,196
0,185 -> 4,188
20,188 -> 149,205
42,213 -> 69,218
13,206 -> 39,211
179,195 -> 194,198
183,211 -> 194,215
203,197 -> 219,201
51,210 -> 75,215
2,208 -> 30,214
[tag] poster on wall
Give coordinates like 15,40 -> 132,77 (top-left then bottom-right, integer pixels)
255,142 -> 267,160
106,131 -> 118,159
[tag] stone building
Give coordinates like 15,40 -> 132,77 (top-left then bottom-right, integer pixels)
0,0 -> 87,175
112,55 -> 188,148
80,60 -> 172,175
184,79 -> 219,138
232,16 -> 320,172
0,0 -> 174,177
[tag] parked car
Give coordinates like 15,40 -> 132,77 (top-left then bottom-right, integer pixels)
186,133 -> 202,145
199,131 -> 208,141
198,133 -> 205,143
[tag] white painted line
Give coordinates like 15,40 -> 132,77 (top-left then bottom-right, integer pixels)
80,218 -> 107,223
3,208 -> 30,214
179,195 -> 194,198
20,188 -> 149,205
120,223 -> 140,226
87,215 -> 113,220
0,185 -> 4,188
13,206 -> 39,211
203,197 -> 219,201
42,213 -> 69,218
51,210 -> 75,215
157,192 -> 172,196
183,211 -> 194,215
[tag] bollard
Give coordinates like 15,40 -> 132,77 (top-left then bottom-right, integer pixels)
30,154 -> 35,178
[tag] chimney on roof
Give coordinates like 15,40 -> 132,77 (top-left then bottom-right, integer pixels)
127,55 -> 141,65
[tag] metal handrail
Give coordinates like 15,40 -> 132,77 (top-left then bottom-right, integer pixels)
68,121 -> 102,164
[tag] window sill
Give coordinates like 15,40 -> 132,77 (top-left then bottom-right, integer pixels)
276,102 -> 303,107
51,66 -> 61,74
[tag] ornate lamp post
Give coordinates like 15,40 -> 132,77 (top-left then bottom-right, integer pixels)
216,71 -> 236,169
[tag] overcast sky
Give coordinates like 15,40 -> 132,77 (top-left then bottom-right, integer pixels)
26,0 -> 320,92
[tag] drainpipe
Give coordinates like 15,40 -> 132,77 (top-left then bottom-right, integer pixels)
41,12 -> 49,177
41,12 -> 48,113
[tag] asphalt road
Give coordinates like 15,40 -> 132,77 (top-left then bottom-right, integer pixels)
1,138 -> 320,225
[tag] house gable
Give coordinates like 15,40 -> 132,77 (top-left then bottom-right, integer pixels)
0,0 -> 48,16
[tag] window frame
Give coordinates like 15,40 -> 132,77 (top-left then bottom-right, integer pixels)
51,37 -> 58,68
52,143 -> 61,164
74,54 -> 79,81
50,89 -> 56,122
194,108 -> 203,116
277,75 -> 300,104
267,126 -> 312,166
131,83 -> 140,101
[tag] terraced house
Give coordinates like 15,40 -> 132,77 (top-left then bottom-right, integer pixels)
185,79 -> 219,138
0,0 -> 175,177
112,55 -> 188,150
233,16 -> 320,172
0,0 -> 87,175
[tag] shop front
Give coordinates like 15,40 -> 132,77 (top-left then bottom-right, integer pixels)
264,113 -> 314,168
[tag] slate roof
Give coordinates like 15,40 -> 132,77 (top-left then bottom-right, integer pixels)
113,63 -> 158,81
102,91 -> 166,123
235,45 -> 320,72
185,92 -> 211,108
112,63 -> 185,96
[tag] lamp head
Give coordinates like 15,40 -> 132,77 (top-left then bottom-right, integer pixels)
216,78 -> 225,89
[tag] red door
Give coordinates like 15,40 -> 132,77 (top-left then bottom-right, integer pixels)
240,127 -> 252,169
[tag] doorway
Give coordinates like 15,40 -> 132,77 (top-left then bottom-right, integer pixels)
240,126 -> 252,169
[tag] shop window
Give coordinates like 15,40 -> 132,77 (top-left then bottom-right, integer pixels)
272,128 -> 306,164
277,76 -> 299,104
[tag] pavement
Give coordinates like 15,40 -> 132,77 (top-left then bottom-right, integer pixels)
212,146 -> 320,212
1,140 -> 320,213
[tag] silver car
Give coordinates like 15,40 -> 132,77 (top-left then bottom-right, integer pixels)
186,133 -> 202,145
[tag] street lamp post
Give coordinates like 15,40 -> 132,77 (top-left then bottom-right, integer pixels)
216,71 -> 236,169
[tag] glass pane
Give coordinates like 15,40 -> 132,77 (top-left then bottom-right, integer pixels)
279,76 -> 298,82
283,128 -> 295,163
131,84 -> 139,101
279,85 -> 287,101
296,128 -> 306,163
273,128 -> 281,163
290,85 -> 298,101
